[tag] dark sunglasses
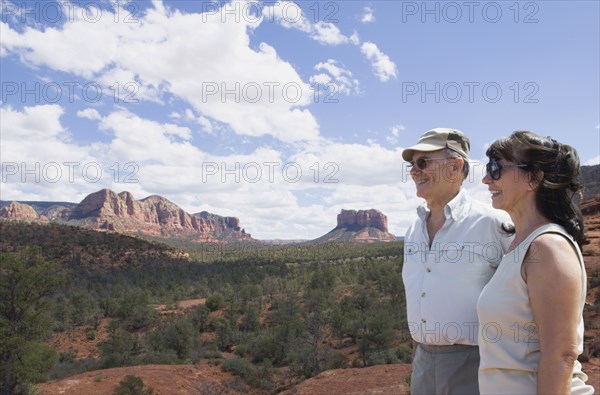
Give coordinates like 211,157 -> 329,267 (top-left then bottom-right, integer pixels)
407,157 -> 449,170
486,159 -> 529,180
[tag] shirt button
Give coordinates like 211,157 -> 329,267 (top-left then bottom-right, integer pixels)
421,292 -> 426,297
426,268 -> 432,272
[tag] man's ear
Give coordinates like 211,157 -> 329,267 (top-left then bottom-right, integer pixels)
454,157 -> 463,172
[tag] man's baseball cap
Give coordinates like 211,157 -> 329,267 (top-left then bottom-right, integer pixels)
402,128 -> 470,161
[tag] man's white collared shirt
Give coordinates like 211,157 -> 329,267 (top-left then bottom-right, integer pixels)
402,190 -> 512,346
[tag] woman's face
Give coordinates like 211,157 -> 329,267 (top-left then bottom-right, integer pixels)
482,157 -> 533,213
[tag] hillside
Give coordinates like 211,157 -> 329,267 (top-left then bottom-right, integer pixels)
581,165 -> 600,200
0,221 -> 189,270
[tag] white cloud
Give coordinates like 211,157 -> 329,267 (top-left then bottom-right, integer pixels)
197,116 -> 214,134
77,108 -> 102,121
291,141 -> 405,188
311,21 -> 349,45
310,73 -> 332,85
2,104 -> 66,142
1,1 -> 320,143
310,59 -> 360,96
360,41 -> 398,82
184,109 -> 196,121
0,104 -> 104,201
361,7 -> 375,23
99,110 -> 196,164
264,1 -> 312,33
349,31 -> 361,45
386,124 -> 406,144
391,124 -> 405,137
264,1 -> 349,46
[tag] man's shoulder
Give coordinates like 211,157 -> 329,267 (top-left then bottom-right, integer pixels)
462,195 -> 511,224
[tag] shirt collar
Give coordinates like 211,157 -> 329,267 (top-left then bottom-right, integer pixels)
417,189 -> 470,221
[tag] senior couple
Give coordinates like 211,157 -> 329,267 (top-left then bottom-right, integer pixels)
401,128 -> 594,394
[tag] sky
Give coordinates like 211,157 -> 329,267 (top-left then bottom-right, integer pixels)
1,0 -> 599,240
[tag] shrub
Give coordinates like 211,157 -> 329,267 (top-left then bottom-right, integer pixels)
86,328 -> 97,340
396,344 -> 413,363
323,351 -> 349,370
206,293 -> 225,312
367,349 -> 399,366
248,335 -> 279,363
221,358 -> 272,389
222,378 -> 248,393
221,358 -> 253,380
114,375 -> 153,395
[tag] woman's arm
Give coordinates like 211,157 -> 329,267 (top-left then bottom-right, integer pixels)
523,233 -> 583,395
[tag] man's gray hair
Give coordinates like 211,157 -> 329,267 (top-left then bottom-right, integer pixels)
445,148 -> 469,180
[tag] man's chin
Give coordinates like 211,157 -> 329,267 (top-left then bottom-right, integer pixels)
414,180 -> 430,194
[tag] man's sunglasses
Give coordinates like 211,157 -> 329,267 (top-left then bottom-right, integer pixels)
486,159 -> 529,180
407,157 -> 449,170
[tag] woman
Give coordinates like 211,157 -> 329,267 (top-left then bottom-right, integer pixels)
477,131 -> 594,394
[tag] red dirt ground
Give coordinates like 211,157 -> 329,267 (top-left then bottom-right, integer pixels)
37,364 -> 241,395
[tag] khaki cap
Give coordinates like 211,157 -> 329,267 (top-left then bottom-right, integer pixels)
402,128 -> 470,161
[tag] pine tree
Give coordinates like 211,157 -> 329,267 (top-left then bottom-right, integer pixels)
0,247 -> 64,395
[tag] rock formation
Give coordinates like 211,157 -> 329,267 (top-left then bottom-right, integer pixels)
313,209 -> 396,243
0,189 -> 252,243
337,209 -> 389,232
0,201 -> 47,222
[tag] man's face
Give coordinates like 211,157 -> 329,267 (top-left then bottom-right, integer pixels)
409,150 -> 454,201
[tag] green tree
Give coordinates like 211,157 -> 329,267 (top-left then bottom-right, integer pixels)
299,289 -> 333,376
189,304 -> 210,332
269,290 -> 304,363
52,295 -> 74,332
70,288 -> 102,327
163,316 -> 195,359
115,290 -> 157,331
240,305 -> 260,332
99,329 -> 141,368
0,247 -> 64,395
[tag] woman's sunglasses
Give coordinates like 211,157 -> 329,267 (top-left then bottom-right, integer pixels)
486,159 -> 529,180
407,157 -> 449,170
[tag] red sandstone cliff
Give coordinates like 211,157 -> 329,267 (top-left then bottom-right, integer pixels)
337,209 -> 389,233
314,209 -> 396,243
0,201 -> 48,222
0,189 -> 252,243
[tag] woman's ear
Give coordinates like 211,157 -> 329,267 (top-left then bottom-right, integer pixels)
528,170 -> 544,191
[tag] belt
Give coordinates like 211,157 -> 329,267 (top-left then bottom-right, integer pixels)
418,343 -> 478,353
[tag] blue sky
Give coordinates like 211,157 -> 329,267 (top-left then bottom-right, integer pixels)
1,0 -> 599,239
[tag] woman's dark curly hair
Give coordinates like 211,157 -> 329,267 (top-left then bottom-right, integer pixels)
486,131 -> 588,248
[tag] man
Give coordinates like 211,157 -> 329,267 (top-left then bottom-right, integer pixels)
401,128 -> 512,395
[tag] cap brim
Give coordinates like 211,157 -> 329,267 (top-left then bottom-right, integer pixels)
402,143 -> 446,161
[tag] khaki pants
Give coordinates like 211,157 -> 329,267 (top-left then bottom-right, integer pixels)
411,343 -> 480,395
